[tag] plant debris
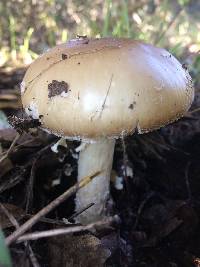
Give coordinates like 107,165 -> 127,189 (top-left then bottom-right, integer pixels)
8,115 -> 41,133
48,234 -> 110,267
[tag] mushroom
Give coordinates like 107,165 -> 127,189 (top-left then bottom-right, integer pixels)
21,37 -> 194,224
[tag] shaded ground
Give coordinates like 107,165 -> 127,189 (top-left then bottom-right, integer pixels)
0,67 -> 200,267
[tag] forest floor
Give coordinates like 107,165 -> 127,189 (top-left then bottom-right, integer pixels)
0,67 -> 200,267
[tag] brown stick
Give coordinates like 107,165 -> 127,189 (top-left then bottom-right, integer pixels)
5,171 -> 101,246
17,215 -> 119,243
0,132 -> 20,163
188,107 -> 200,114
0,203 -> 20,229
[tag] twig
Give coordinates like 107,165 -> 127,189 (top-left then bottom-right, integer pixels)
5,171 -> 101,246
25,158 -> 37,212
139,137 -> 164,161
133,191 -> 155,230
185,162 -> 192,201
16,215 -> 119,243
0,138 -> 40,157
188,107 -> 200,114
145,136 -> 190,155
0,143 -> 54,194
0,132 -> 20,163
0,203 -> 19,229
25,144 -> 52,212
28,245 -> 40,267
25,214 -> 68,226
0,203 -> 40,266
68,202 -> 94,221
0,171 -> 25,193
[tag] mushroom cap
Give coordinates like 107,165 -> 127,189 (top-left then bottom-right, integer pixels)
21,37 -> 194,141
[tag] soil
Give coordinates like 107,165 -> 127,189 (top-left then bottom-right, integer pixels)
0,67 -> 200,267
48,80 -> 69,98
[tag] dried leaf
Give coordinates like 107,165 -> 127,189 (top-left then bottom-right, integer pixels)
48,234 -> 111,267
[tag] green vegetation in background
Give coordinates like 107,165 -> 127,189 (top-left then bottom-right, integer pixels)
0,0 -> 199,85
8,15 -> 17,61
102,0 -> 112,37
8,16 -> 16,52
192,55 -> 200,86
112,0 -> 131,37
0,230 -> 12,267
102,0 -> 131,37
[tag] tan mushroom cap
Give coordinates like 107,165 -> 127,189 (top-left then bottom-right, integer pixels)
21,37 -> 194,141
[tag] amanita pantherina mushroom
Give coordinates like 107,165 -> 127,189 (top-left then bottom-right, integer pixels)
21,37 -> 194,224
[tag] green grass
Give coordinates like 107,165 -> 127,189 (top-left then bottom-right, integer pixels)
0,0 -> 199,86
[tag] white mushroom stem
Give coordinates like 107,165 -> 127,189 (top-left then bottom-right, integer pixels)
76,138 -> 115,224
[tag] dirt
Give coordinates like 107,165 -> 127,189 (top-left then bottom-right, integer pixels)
128,101 -> 136,110
61,54 -> 68,60
48,80 -> 69,98
129,104 -> 134,109
8,115 -> 41,134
